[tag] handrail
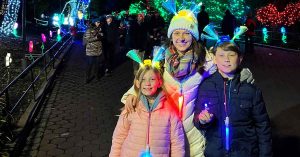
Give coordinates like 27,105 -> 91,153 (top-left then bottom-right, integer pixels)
0,34 -> 73,156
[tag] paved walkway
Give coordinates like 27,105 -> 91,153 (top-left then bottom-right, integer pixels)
21,41 -> 300,157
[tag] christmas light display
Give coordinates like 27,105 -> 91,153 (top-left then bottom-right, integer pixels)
0,0 -> 21,36
280,27 -> 287,44
12,22 -> 18,37
128,1 -> 147,15
262,27 -> 268,43
150,0 -> 245,22
256,2 -> 300,26
28,41 -> 35,61
41,33 -> 46,54
52,0 -> 90,28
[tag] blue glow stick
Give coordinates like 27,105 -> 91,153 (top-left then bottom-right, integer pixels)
225,116 -> 230,151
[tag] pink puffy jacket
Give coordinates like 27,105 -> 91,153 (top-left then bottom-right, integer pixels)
109,97 -> 185,157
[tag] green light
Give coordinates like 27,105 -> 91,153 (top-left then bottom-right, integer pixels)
262,28 -> 268,43
57,35 -> 62,41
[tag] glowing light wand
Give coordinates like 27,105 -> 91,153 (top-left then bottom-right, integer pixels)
225,116 -> 230,151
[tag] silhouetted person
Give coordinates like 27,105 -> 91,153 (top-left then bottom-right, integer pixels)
221,10 -> 237,38
103,15 -> 119,76
197,5 -> 209,36
245,13 -> 256,53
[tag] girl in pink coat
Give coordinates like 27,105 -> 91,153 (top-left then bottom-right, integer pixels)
109,55 -> 185,157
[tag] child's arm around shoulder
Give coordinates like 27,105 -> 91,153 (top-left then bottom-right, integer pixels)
109,111 -> 131,157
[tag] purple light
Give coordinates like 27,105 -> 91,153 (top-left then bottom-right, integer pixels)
41,33 -> 47,43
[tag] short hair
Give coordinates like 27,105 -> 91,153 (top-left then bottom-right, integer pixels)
211,42 -> 242,56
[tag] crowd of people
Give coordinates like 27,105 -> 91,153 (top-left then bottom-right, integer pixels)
81,5 -> 270,157
83,11 -> 166,82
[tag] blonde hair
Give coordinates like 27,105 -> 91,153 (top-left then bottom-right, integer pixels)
121,65 -> 164,116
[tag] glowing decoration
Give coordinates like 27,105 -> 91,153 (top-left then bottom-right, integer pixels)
57,29 -> 61,35
78,11 -> 83,20
50,30 -> 53,38
280,27 -> 287,44
178,95 -> 183,119
231,26 -> 248,41
69,17 -> 75,26
0,0 -> 21,36
29,41 -> 34,53
128,2 -> 147,15
41,33 -> 47,54
28,41 -> 34,61
162,0 -> 177,15
140,145 -> 152,157
127,50 -> 143,65
262,27 -> 268,43
52,14 -> 62,27
229,0 -> 245,20
13,22 -> 18,29
204,103 -> 209,110
63,17 -> 69,25
225,116 -> 230,151
12,22 -> 18,37
5,53 -> 12,67
190,2 -> 202,14
41,33 -> 47,43
256,2 -> 300,26
57,34 -> 62,41
152,46 -> 165,63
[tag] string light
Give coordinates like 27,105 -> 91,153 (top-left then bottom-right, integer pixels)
256,2 -> 300,26
0,0 -> 21,36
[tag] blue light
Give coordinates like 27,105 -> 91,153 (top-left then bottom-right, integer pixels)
280,27 -> 286,34
225,126 -> 229,151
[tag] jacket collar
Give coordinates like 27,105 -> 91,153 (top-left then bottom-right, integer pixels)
139,92 -> 166,112
212,70 -> 241,92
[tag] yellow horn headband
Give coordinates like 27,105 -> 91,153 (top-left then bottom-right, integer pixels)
172,10 -> 197,24
142,59 -> 161,69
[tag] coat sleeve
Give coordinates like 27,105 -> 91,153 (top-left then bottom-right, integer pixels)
170,114 -> 185,157
86,29 -> 100,43
252,89 -> 272,157
109,113 -> 131,157
120,86 -> 136,104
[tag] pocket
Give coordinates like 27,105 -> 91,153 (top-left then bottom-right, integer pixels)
238,100 -> 253,117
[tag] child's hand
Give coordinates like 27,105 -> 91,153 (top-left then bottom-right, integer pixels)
125,95 -> 137,113
198,110 -> 214,124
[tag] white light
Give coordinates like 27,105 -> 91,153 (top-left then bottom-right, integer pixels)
13,22 -> 18,29
69,18 -> 74,26
5,53 -> 12,67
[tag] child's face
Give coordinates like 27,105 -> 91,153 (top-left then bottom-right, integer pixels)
172,29 -> 193,53
138,70 -> 162,97
213,47 -> 242,78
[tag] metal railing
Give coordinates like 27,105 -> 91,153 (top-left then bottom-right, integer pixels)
0,34 -> 73,156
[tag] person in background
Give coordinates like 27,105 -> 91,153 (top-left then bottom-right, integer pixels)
84,18 -> 104,83
221,10 -> 237,38
103,15 -> 119,76
245,13 -> 256,54
197,5 -> 209,43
